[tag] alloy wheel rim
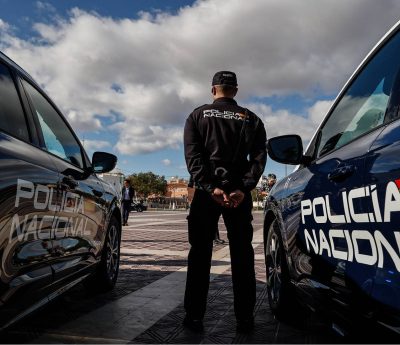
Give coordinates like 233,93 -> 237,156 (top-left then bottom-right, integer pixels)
106,225 -> 119,281
267,232 -> 282,304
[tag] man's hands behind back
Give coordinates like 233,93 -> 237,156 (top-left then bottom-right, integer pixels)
211,188 -> 245,208
229,189 -> 245,208
211,188 -> 231,207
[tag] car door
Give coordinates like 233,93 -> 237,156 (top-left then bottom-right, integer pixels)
20,79 -> 108,285
287,28 -> 400,317
363,54 -> 400,323
0,62 -> 57,326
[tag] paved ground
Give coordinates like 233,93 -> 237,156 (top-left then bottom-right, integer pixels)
0,211 -> 340,344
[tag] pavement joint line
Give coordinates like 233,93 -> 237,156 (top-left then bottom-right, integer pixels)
122,228 -> 191,233
126,220 -> 188,227
121,248 -> 188,257
28,332 -> 128,344
126,219 -> 187,223
120,248 -> 265,260
218,254 -> 265,262
128,211 -> 264,216
122,228 -> 227,233
128,212 -> 189,217
34,227 -> 264,344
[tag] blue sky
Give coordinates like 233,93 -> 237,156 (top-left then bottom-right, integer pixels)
1,0 -> 399,182
0,0 -> 190,33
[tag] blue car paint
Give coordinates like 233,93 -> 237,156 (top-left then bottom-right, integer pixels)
264,21 -> 400,333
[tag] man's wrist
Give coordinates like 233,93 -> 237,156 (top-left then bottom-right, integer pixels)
198,182 -> 215,194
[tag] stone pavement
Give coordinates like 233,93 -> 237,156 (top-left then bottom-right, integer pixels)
0,211 -> 340,344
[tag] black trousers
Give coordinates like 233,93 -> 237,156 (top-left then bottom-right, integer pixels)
122,200 -> 131,224
184,189 -> 256,320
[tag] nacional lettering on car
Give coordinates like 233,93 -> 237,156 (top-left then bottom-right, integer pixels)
301,180 -> 400,271
9,179 -> 90,243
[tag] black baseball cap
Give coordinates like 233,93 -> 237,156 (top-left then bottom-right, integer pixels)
212,71 -> 237,86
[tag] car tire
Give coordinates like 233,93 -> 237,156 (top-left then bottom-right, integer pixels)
137,207 -> 143,212
85,216 -> 121,292
265,219 -> 296,319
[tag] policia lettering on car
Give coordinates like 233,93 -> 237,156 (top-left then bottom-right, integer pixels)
301,180 -> 400,271
10,178 -> 90,242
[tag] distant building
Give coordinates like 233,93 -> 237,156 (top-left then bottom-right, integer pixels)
98,167 -> 125,199
166,176 -> 190,199
187,186 -> 195,203
147,176 -> 192,209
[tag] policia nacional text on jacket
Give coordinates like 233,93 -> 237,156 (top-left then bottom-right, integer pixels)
183,71 -> 267,331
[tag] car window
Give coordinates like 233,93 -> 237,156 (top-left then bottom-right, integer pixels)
316,30 -> 400,158
22,80 -> 84,168
0,63 -> 29,141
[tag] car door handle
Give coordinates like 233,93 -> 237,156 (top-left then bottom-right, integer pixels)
61,176 -> 79,189
328,165 -> 356,182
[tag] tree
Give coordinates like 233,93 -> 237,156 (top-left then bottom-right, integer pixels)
251,189 -> 259,202
127,172 -> 167,198
251,188 -> 263,210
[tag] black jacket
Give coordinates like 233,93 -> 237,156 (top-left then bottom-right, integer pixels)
184,97 -> 267,193
121,186 -> 135,202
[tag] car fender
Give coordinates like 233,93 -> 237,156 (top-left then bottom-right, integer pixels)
263,178 -> 297,280
99,193 -> 122,256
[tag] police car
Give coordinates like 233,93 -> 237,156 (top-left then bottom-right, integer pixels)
264,20 -> 400,337
0,51 -> 121,329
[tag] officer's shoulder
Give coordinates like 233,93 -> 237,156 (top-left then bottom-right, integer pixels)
241,107 -> 262,123
189,104 -> 210,117
194,104 -> 210,112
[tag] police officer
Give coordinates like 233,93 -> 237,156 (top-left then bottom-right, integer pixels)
183,71 -> 267,332
265,173 -> 277,195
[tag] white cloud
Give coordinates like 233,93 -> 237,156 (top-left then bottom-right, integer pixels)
248,99 -> 334,142
0,0 -> 399,155
81,139 -> 111,151
113,125 -> 182,155
36,1 -> 56,13
162,159 -> 171,166
0,19 -> 9,31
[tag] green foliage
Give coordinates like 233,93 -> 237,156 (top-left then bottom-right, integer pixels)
127,172 -> 167,198
251,189 -> 259,202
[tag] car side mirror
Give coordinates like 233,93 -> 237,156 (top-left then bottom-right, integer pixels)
92,151 -> 117,173
267,134 -> 306,165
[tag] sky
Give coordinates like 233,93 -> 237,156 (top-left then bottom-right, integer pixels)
1,0 -> 400,181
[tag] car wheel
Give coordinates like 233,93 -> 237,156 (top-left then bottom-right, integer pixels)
137,207 -> 143,212
86,216 -> 121,292
265,219 -> 296,319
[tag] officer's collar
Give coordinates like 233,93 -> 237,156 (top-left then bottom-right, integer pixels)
213,97 -> 237,105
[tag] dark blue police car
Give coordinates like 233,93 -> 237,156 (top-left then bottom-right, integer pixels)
0,51 -> 122,329
264,20 -> 400,337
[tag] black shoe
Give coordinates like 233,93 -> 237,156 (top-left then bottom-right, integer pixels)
183,316 -> 204,332
236,317 -> 254,333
